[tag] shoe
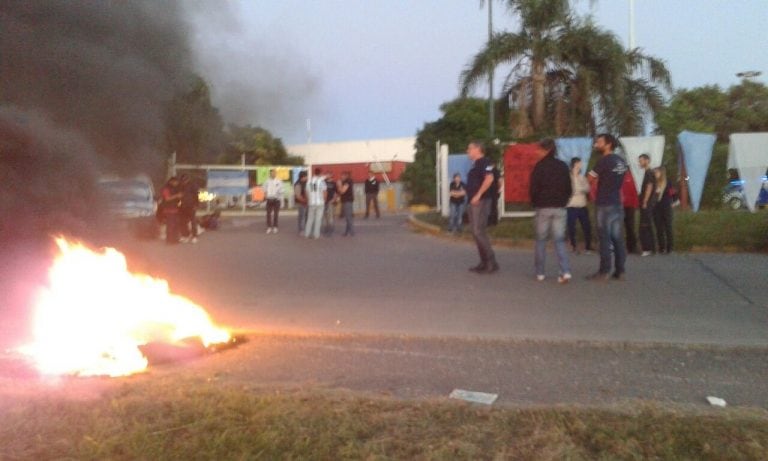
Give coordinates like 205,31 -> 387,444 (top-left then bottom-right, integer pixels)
266,228 -> 272,234
273,227 -> 278,234
641,251 -> 652,257
536,274 -> 545,282
469,263 -> 487,273
558,273 -> 572,284
484,262 -> 499,274
583,249 -> 594,255
586,272 -> 610,282
190,237 -> 198,244
612,272 -> 626,281
179,236 -> 189,243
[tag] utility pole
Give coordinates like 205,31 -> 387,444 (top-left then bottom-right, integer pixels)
488,0 -> 495,138
628,0 -> 636,50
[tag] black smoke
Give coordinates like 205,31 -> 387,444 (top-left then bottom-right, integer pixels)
0,0 -> 194,243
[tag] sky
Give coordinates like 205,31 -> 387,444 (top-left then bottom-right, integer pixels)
187,0 -> 768,145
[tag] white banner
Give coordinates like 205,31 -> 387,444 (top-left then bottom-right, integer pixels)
728,133 -> 768,212
619,136 -> 665,195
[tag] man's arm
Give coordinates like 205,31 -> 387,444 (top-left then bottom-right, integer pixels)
471,173 -> 494,205
641,175 -> 654,208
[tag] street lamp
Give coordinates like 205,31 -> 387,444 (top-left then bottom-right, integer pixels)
736,71 -> 762,79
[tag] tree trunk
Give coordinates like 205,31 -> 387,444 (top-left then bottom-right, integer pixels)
531,59 -> 546,132
513,80 -> 533,139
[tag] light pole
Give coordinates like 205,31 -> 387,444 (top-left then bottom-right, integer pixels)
488,0 -> 494,138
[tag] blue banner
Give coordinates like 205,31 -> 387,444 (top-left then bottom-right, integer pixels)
678,131 -> 716,212
555,137 -> 592,174
207,170 -> 249,196
448,154 -> 473,182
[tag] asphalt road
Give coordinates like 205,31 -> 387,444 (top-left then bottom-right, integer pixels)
107,213 -> 768,347
2,214 -> 767,408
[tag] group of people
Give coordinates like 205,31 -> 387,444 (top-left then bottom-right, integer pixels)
464,134 -> 675,282
159,174 -> 200,244
263,168 -> 358,238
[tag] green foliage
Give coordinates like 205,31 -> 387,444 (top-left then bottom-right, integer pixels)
164,75 -> 225,164
656,80 -> 768,209
401,98 -> 509,205
461,0 -> 671,138
220,124 -> 302,166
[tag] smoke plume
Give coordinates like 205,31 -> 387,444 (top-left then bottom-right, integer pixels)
0,0 -> 194,243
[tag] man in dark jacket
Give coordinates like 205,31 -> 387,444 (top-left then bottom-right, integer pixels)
529,139 -> 572,283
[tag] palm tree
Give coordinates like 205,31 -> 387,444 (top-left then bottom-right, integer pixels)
461,0 -> 671,138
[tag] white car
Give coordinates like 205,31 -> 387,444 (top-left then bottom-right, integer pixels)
97,175 -> 159,238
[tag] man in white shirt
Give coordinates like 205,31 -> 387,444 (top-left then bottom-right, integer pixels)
264,169 -> 284,234
304,167 -> 327,239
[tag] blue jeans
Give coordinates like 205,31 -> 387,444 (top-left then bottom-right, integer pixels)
596,205 -> 626,275
534,208 -> 570,276
566,207 -> 592,251
297,204 -> 307,232
448,201 -> 465,232
342,201 -> 354,236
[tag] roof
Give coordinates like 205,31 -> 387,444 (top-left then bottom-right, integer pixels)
287,137 -> 416,165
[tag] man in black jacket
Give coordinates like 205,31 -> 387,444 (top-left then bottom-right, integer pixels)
530,139 -> 572,283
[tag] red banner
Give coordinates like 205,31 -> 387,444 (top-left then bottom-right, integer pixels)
503,143 -> 543,203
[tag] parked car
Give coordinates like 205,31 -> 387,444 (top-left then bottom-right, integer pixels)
722,175 -> 768,210
97,175 -> 159,238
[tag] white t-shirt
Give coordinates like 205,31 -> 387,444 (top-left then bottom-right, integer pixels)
307,176 -> 327,206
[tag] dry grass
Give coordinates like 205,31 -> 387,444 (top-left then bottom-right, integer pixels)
1,377 -> 767,460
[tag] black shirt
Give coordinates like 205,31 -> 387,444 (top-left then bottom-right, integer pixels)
364,177 -> 379,194
325,179 -> 337,202
640,169 -> 657,206
449,181 -> 466,204
466,156 -> 495,200
529,154 -> 572,208
590,153 -> 627,206
340,178 -> 354,202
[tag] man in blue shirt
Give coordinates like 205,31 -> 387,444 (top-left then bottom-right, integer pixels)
588,134 -> 628,281
465,141 -> 499,274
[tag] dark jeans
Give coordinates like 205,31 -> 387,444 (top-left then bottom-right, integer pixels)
597,205 -> 626,275
654,204 -> 673,253
469,199 -> 496,266
639,206 -> 656,252
165,212 -> 180,244
623,207 -> 637,254
566,207 -> 592,250
342,201 -> 354,236
365,193 -> 380,218
179,208 -> 197,238
266,199 -> 280,228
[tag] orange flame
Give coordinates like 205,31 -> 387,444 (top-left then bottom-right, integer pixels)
21,238 -> 230,377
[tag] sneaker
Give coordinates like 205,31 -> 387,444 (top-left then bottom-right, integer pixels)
273,227 -> 278,234
536,274 -> 545,282
266,228 -> 272,234
179,236 -> 189,243
583,249 -> 594,255
558,273 -> 572,284
190,237 -> 198,244
586,272 -> 610,282
469,263 -> 486,273
641,251 -> 652,257
612,272 -> 626,281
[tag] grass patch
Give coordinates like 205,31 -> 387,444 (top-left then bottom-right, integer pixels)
2,379 -> 767,460
416,209 -> 768,252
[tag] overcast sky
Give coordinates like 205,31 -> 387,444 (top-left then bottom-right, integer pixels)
188,0 -> 768,145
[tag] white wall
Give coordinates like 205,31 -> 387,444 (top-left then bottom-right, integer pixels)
287,137 -> 416,165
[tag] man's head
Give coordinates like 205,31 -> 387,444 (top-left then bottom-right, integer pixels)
638,153 -> 650,169
313,167 -> 322,176
341,171 -> 350,180
269,169 -> 276,179
298,171 -> 308,182
453,173 -> 462,183
466,141 -> 485,161
593,133 -> 617,155
168,176 -> 179,187
537,138 -> 556,158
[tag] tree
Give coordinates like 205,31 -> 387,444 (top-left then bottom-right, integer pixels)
164,75 -> 225,164
401,98 -> 509,205
460,0 -> 670,138
655,80 -> 768,208
220,124 -> 302,166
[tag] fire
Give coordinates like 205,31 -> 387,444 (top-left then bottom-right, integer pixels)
21,237 -> 230,377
